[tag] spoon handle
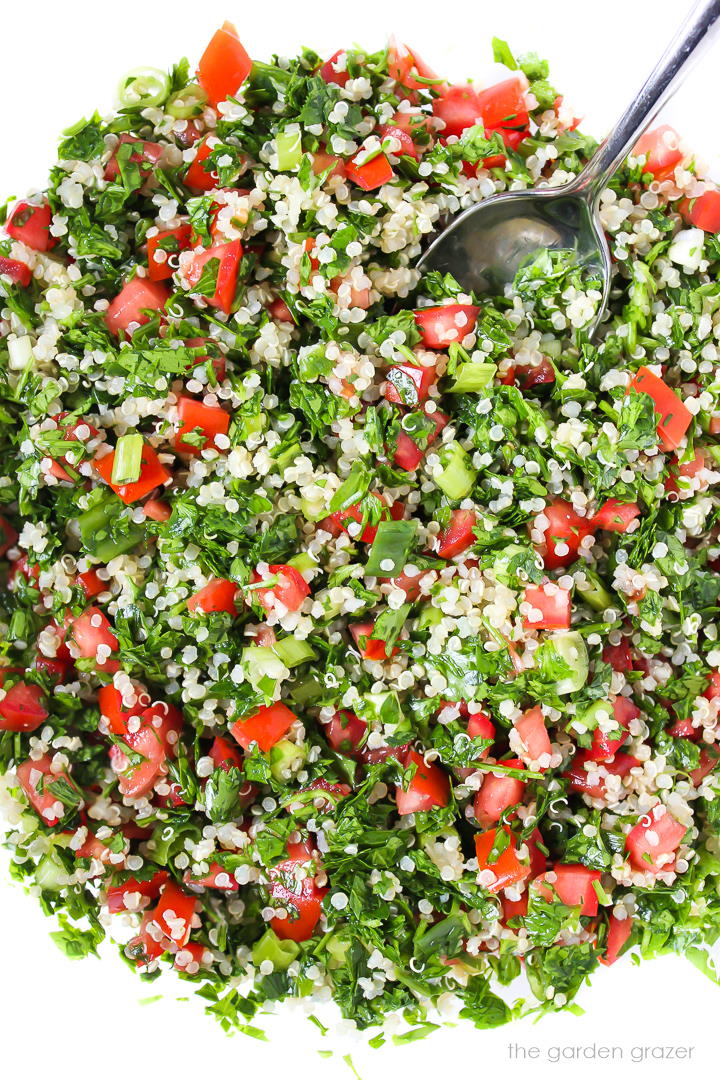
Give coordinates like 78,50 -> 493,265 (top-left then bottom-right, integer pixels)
574,0 -> 720,202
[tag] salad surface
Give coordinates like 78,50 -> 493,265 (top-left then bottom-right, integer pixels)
2,23 -> 720,1039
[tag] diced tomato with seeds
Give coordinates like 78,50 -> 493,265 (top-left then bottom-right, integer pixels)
147,225 -> 193,281
474,826 -> 530,893
523,582 -> 571,630
345,153 -> 394,191
589,696 -> 639,761
251,564 -> 310,614
626,807 -> 686,872
535,498 -> 593,570
0,515 -> 18,558
230,702 -> 296,753
473,759 -> 526,828
153,881 -> 197,946
592,498 -> 641,532
383,360 -> 437,406
209,734 -> 243,772
510,356 -> 556,389
432,84 -> 483,137
184,136 -> 220,192
379,124 -> 419,160
184,239 -> 242,314
104,134 -> 164,181
413,304 -> 479,347
104,277 -> 169,337
67,606 -> 119,672
679,188 -> 720,232
111,724 -> 166,799
633,125 -> 683,179
324,709 -> 368,757
513,706 -> 552,765
350,620 -> 399,661
106,869 -> 169,913
533,864 -> 602,916
0,256 -> 32,287
601,914 -> 633,966
197,21 -> 252,107
384,565 -> 425,601
6,200 -> 55,252
175,396 -> 230,456
0,679 -> 48,732
395,748 -> 450,815
95,442 -> 171,504
268,849 -> 327,942
319,49 -> 350,86
16,754 -> 76,826
187,577 -> 239,615
437,508 -> 477,559
628,366 -> 692,451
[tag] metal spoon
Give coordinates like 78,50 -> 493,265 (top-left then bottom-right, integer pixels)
417,0 -> 720,337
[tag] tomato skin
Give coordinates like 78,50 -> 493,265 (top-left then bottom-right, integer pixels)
185,861 -> 238,890
379,124 -> 419,161
690,748 -> 719,786
349,620 -> 399,661
602,640 -> 635,673
413,304 -> 480,348
345,152 -> 394,191
665,449 -> 705,496
523,582 -> 571,630
310,150 -> 346,180
589,696 -> 639,761
391,408 -> 448,471
187,577 -> 239,615
0,680 -> 48,732
105,277 -> 169,337
104,134 -> 163,181
106,869 -> 169,914
184,239 -> 242,314
197,21 -> 252,108
628,366 -> 692,451
143,498 -> 172,522
67,606 -> 119,672
319,49 -> 350,86
6,200 -> 55,252
269,850 -> 327,942
626,807 -> 686,872
330,494 -> 389,543
535,498 -> 593,570
592,498 -> 641,532
324,710 -> 368,757
95,442 -> 170,505
513,706 -> 552,765
209,734 -> 243,772
230,702 -> 296,753
111,724 -> 166,799
601,914 -> 633,966
98,683 -> 146,736
565,750 -> 640,799
473,759 -> 526,828
437,508 -> 477,559
467,711 -> 495,760
175,396 -> 230,456
147,225 -> 193,281
533,864 -> 602,916
77,568 -> 104,599
474,826 -> 530,892
0,256 -> 32,287
633,124 -> 683,178
142,702 -> 184,758
383,360 -> 437,406
387,37 -> 438,91
0,516 -> 18,558
432,85 -> 482,137
268,297 -> 294,323
17,754 -> 76,826
395,748 -> 450,815
251,564 -> 310,614
476,75 -> 530,142
184,136 -> 219,192
153,881 -> 197,946
680,188 -> 720,232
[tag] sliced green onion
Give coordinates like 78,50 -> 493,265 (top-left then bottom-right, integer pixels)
166,83 -> 208,118
111,434 -> 144,486
272,636 -> 317,667
447,362 -> 497,392
435,441 -> 477,500
329,461 -> 371,513
276,129 -> 303,171
118,67 -> 171,109
287,552 -> 317,573
365,519 -> 418,578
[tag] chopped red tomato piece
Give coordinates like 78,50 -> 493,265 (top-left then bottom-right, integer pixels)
345,153 -> 394,191
432,85 -> 482,137
477,75 -> 530,144
0,256 -> 32,287
383,359 -> 437,406
395,749 -> 450,815
153,881 -> 197,945
105,277 -> 169,337
147,225 -> 193,281
16,754 -> 76,825
324,710 -> 368,757
310,149 -> 347,179
467,711 -> 495,759
628,366 -> 692,451
107,869 -> 169,913
437,508 -> 477,559
473,759 -> 526,828
533,864 -> 601,916
523,582 -> 571,630
0,680 -> 48,732
690,749 -> 719,786
680,188 -> 720,232
319,49 -> 350,86
185,862 -> 237,890
388,37 -> 438,91
175,396 -> 230,456
269,848 -> 327,942
187,577 -> 239,615
67,606 -> 119,672
601,913 -> 633,965
535,498 -> 593,570
6,200 -> 55,252
184,136 -> 220,192
413,304 -> 479,347
251,564 -> 310,614
602,640 -> 635,673
98,683 -> 146,736
143,498 -> 172,523
77,568 -> 104,598
197,22 -> 252,107
565,750 -> 640,799
634,125 -> 683,179
513,706 -> 552,765
95,442 -> 170,504
268,296 -> 295,323
589,696 -> 639,761
379,124 -> 419,160
231,702 -> 296,753
184,239 -> 242,314
475,826 -> 530,892
104,134 -> 163,181
391,408 -> 448,471
350,620 -> 399,661
626,806 -> 686,872
209,733 -> 243,772
592,498 -> 641,532
665,449 -> 706,496
141,702 -> 183,758
110,724 -> 166,799
330,493 -> 390,543
0,515 -> 18,558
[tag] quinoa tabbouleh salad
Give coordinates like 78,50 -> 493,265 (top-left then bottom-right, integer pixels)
3,21 -> 720,1041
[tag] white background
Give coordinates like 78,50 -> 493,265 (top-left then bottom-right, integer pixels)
2,0 -> 719,1076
